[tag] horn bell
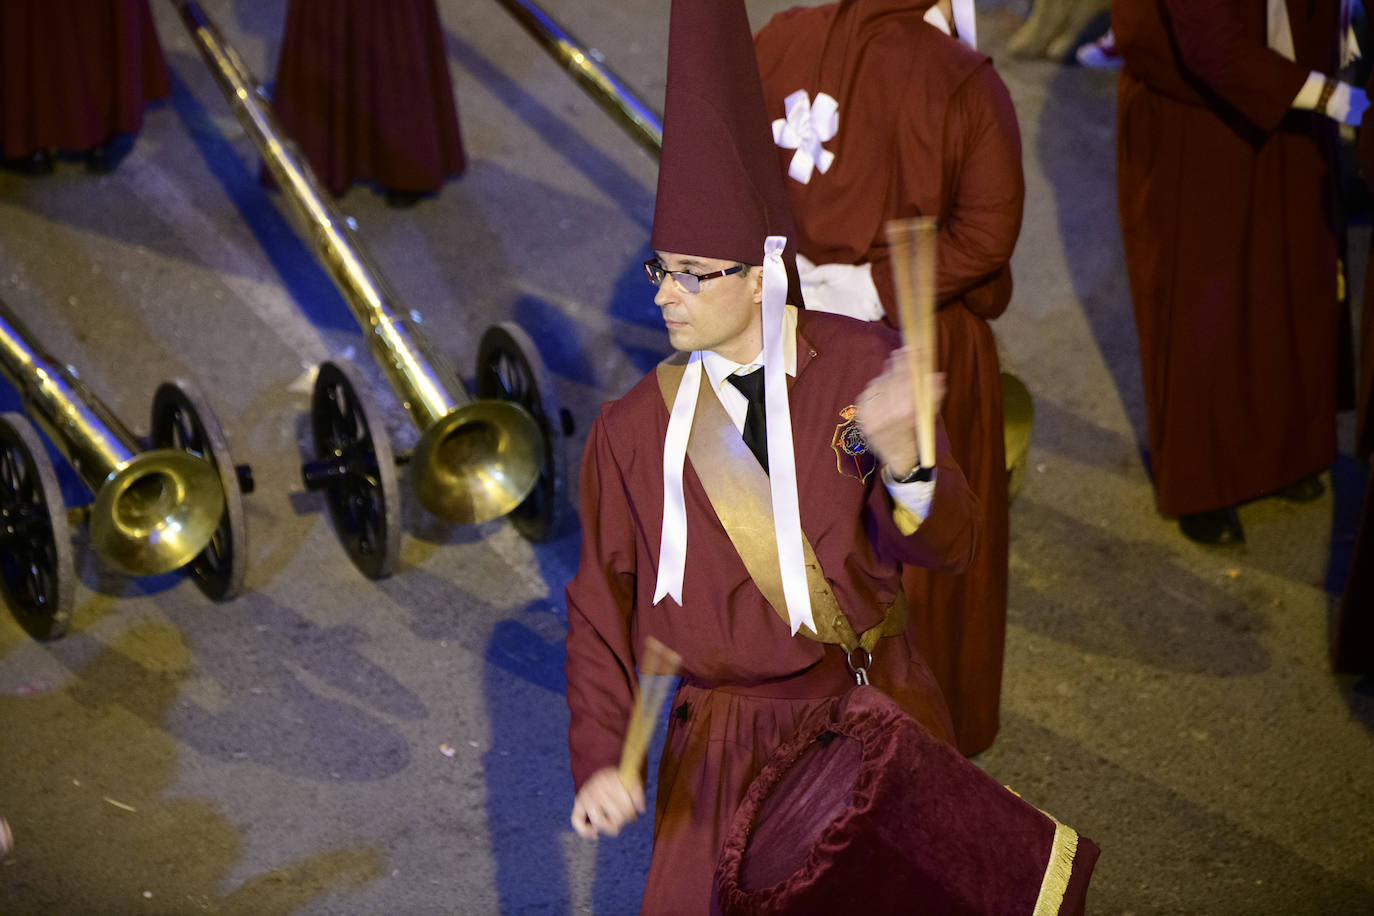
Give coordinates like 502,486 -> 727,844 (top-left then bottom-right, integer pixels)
411,400 -> 543,524
89,449 -> 226,576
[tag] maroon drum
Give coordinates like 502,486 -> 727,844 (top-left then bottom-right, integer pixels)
715,687 -> 1099,915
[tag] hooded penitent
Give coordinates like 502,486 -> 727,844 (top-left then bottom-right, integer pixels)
650,0 -> 815,635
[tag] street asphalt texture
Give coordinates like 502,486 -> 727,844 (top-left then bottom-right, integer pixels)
1,1 -> 1371,913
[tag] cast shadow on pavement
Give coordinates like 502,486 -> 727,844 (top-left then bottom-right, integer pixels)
164,61 -> 358,336
1035,57 -> 1150,465
979,711 -> 1374,914
0,621 -> 385,913
482,597 -> 661,914
40,591 -> 420,781
442,27 -> 656,231
1009,497 -> 1270,676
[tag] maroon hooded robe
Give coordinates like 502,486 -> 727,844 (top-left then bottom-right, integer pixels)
565,312 -> 980,914
1113,0 -> 1342,516
269,0 -> 465,195
755,0 -> 1025,756
0,0 -> 169,158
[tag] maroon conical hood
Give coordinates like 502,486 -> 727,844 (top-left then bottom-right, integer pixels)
652,0 -> 799,278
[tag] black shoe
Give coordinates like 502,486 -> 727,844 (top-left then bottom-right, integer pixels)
385,189 -> 423,208
2,150 -> 54,176
85,142 -> 114,175
1179,508 -> 1244,546
1273,475 -> 1324,503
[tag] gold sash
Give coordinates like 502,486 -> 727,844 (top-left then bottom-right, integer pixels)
656,356 -> 904,656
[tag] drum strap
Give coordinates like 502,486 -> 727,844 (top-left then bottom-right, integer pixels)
656,358 -> 905,660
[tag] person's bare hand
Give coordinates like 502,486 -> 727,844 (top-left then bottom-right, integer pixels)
854,349 -> 945,475
571,767 -> 644,839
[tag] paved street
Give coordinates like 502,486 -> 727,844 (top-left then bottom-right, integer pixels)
1,1 -> 1371,912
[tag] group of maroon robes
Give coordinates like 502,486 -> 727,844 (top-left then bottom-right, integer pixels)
755,0 -> 1025,756
564,311 -> 980,913
269,0 -> 465,196
1113,0 -> 1342,518
0,0 -> 169,162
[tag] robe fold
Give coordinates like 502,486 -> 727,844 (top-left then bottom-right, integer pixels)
755,1 -> 1024,755
1113,0 -> 1342,516
565,311 -> 980,914
0,0 -> 169,158
269,0 -> 465,195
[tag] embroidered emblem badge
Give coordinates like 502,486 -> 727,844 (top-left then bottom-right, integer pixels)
831,405 -> 875,482
772,89 -> 839,184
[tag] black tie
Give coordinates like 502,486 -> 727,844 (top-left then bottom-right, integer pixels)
727,368 -> 769,473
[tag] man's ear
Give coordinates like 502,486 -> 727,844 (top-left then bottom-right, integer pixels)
750,265 -> 764,303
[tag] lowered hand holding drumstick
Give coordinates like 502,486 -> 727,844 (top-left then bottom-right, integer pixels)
572,637 -> 682,838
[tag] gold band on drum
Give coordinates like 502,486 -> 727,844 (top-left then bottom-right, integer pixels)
1002,371 -> 1033,501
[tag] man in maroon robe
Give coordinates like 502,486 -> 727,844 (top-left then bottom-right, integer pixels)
755,0 -> 1025,756
0,0 -> 169,173
563,1 -> 981,911
269,0 -> 465,204
1113,0 -> 1366,544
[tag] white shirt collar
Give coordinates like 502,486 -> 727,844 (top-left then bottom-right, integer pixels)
701,305 -> 799,392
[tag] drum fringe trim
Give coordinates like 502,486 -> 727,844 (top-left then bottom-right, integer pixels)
1032,818 -> 1079,915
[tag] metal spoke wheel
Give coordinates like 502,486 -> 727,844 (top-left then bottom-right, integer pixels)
476,321 -> 567,541
151,380 -> 248,601
305,360 -> 401,579
0,413 -> 74,640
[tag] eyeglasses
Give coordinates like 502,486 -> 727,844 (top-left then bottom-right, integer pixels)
643,259 -> 745,294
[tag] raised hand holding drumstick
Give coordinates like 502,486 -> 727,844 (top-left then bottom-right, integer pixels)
571,637 -> 682,839
855,218 -> 942,476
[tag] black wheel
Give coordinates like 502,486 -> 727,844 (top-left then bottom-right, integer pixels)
0,413 -> 74,640
475,321 -> 567,541
305,360 -> 401,579
151,380 -> 248,601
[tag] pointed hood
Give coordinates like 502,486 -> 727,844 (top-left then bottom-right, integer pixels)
651,0 -> 800,282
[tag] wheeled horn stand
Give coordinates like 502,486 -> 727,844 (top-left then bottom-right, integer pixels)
0,299 -> 252,640
175,0 -> 566,579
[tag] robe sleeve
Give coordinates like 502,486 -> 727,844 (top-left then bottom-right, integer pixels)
1157,0 -> 1309,132
931,62 -> 1024,318
868,414 -> 982,574
564,413 -> 640,792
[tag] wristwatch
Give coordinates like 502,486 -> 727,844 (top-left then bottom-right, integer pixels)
890,464 -> 934,484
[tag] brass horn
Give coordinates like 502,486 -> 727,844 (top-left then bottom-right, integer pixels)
491,0 -> 663,156
174,0 -> 541,525
0,300 -> 224,577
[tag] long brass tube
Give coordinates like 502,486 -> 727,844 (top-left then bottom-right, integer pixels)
173,0 -> 541,524
491,0 -> 663,157
0,299 -> 224,576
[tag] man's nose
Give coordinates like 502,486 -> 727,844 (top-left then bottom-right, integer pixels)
654,282 -> 675,308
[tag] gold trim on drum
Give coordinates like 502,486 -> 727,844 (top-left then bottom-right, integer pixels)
1033,817 -> 1081,916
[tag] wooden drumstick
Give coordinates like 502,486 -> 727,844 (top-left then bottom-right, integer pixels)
618,636 -> 683,789
885,217 -> 938,471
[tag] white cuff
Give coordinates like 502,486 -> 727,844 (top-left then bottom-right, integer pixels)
883,468 -> 936,522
